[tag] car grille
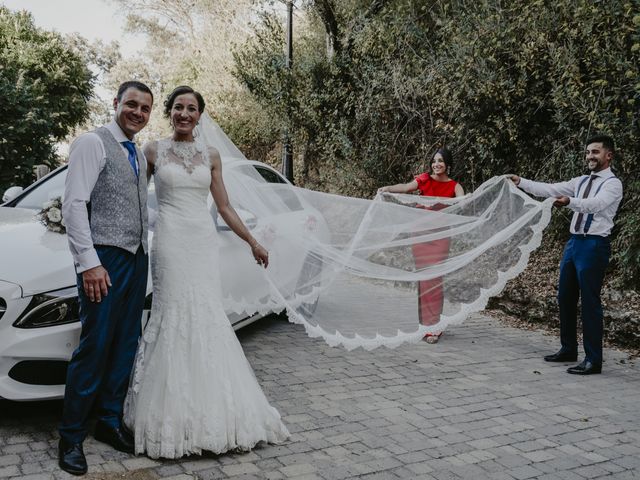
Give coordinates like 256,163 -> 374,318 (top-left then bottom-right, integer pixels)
9,360 -> 69,385
0,298 -> 6,321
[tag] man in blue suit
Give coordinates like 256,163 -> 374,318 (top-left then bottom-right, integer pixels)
510,134 -> 623,376
60,81 -> 153,475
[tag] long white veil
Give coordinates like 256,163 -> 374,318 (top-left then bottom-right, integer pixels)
196,113 -> 553,350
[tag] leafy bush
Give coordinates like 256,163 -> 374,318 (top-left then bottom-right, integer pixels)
233,0 -> 640,286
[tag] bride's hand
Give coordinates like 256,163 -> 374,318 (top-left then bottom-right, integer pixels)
251,243 -> 269,268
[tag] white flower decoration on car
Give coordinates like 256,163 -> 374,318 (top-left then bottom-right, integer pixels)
47,208 -> 62,223
38,197 -> 66,234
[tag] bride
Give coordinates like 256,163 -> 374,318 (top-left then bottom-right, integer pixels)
123,85 -> 289,459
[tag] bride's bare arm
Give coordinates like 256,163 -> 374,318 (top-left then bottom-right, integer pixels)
143,141 -> 157,181
208,147 -> 269,268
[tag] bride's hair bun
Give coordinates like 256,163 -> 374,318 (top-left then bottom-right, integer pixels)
164,85 -> 206,117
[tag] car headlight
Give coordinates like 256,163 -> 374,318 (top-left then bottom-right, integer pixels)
13,287 -> 79,329
0,297 -> 6,321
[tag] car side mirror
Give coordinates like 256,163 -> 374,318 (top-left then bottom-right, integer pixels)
2,186 -> 24,203
215,208 -> 258,231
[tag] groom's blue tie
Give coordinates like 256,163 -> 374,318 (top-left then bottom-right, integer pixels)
121,141 -> 139,177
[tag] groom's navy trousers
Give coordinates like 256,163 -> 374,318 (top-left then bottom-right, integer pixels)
59,245 -> 147,444
557,234 -> 610,366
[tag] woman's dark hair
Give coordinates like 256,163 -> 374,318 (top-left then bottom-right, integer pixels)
163,85 -> 206,117
432,147 -> 453,169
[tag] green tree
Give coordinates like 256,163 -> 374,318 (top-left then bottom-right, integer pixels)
105,0 -> 264,149
0,7 -> 94,191
234,0 -> 640,285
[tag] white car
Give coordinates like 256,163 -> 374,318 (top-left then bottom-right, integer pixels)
0,161 -> 325,401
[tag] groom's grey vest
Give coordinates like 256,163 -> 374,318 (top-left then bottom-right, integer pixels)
89,127 -> 148,254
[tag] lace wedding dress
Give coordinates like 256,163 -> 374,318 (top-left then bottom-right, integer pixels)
123,139 -> 289,459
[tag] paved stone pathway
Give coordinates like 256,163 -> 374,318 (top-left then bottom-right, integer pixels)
1,314 -> 638,480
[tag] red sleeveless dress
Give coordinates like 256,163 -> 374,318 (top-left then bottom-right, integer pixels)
412,174 -> 458,327
415,173 -> 458,198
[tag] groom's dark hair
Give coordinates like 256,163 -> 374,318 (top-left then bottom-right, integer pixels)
164,85 -> 206,116
586,134 -> 615,154
116,81 -> 154,103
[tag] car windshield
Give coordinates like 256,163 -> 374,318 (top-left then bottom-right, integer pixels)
12,168 -> 67,210
12,168 -> 159,217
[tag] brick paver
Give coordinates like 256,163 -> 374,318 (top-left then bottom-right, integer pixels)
1,314 -> 638,479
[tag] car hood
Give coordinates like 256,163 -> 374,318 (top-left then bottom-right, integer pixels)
0,207 -> 76,296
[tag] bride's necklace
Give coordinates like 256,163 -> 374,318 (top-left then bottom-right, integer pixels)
171,139 -> 198,169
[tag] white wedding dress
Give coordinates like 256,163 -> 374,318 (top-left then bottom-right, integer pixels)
123,139 -> 289,459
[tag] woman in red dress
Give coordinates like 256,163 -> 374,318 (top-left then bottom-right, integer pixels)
379,148 -> 464,343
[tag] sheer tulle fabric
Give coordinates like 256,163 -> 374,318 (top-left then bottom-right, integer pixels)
191,114 -> 552,349
123,139 -> 289,458
192,113 -> 553,351
254,179 -> 551,350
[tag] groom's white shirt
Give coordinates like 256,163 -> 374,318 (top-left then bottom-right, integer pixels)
63,120 -> 141,273
518,167 -> 622,237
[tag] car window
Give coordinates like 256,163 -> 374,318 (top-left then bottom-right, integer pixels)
13,168 -> 67,210
252,165 -> 304,211
253,166 -> 287,184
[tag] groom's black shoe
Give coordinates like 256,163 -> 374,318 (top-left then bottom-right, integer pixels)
94,422 -> 135,454
58,439 -> 88,475
544,350 -> 578,362
567,359 -> 602,375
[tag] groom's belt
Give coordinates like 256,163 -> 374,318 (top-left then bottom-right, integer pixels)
570,233 -> 609,240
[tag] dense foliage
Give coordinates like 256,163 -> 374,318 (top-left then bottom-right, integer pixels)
233,0 -> 640,286
0,7 -> 94,191
103,0 -> 263,146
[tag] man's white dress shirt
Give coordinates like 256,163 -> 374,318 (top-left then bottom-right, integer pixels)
518,167 -> 623,237
62,121 -> 142,273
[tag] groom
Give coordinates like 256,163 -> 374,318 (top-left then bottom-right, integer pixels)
510,134 -> 623,376
59,81 -> 153,475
